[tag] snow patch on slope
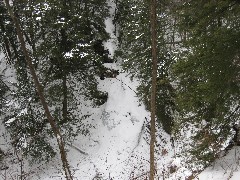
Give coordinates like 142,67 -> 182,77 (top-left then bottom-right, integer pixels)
198,147 -> 240,180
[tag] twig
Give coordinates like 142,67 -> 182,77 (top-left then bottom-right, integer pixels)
115,77 -> 137,94
67,143 -> 88,155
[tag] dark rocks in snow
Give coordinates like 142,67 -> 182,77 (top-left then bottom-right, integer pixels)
100,68 -> 119,80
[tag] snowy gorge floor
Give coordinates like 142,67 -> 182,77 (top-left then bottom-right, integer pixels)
2,61 -> 240,180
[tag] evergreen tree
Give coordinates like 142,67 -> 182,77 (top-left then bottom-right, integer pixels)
173,0 -> 240,165
0,0 -> 110,164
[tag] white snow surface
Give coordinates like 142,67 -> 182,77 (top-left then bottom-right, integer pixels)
197,147 -> 240,180
103,0 -> 118,59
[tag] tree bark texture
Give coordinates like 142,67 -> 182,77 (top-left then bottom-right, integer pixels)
4,1 -> 73,179
62,73 -> 68,123
149,0 -> 158,179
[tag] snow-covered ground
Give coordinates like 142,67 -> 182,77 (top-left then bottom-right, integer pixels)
2,58 -> 240,179
197,147 -> 240,180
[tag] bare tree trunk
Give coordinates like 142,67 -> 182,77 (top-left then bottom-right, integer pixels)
4,1 -> 73,179
62,73 -> 68,123
149,0 -> 158,179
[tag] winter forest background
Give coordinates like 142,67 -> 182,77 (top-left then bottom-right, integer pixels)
0,0 -> 240,179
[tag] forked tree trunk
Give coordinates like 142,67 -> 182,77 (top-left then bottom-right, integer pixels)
149,0 -> 158,179
4,1 -> 73,179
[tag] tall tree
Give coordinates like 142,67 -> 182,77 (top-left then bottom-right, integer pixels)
149,0 -> 158,179
116,0 -> 178,177
4,0 -> 73,179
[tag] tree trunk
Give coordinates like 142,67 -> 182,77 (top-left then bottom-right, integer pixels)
149,0 -> 158,179
4,1 -> 73,179
62,73 -> 68,123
